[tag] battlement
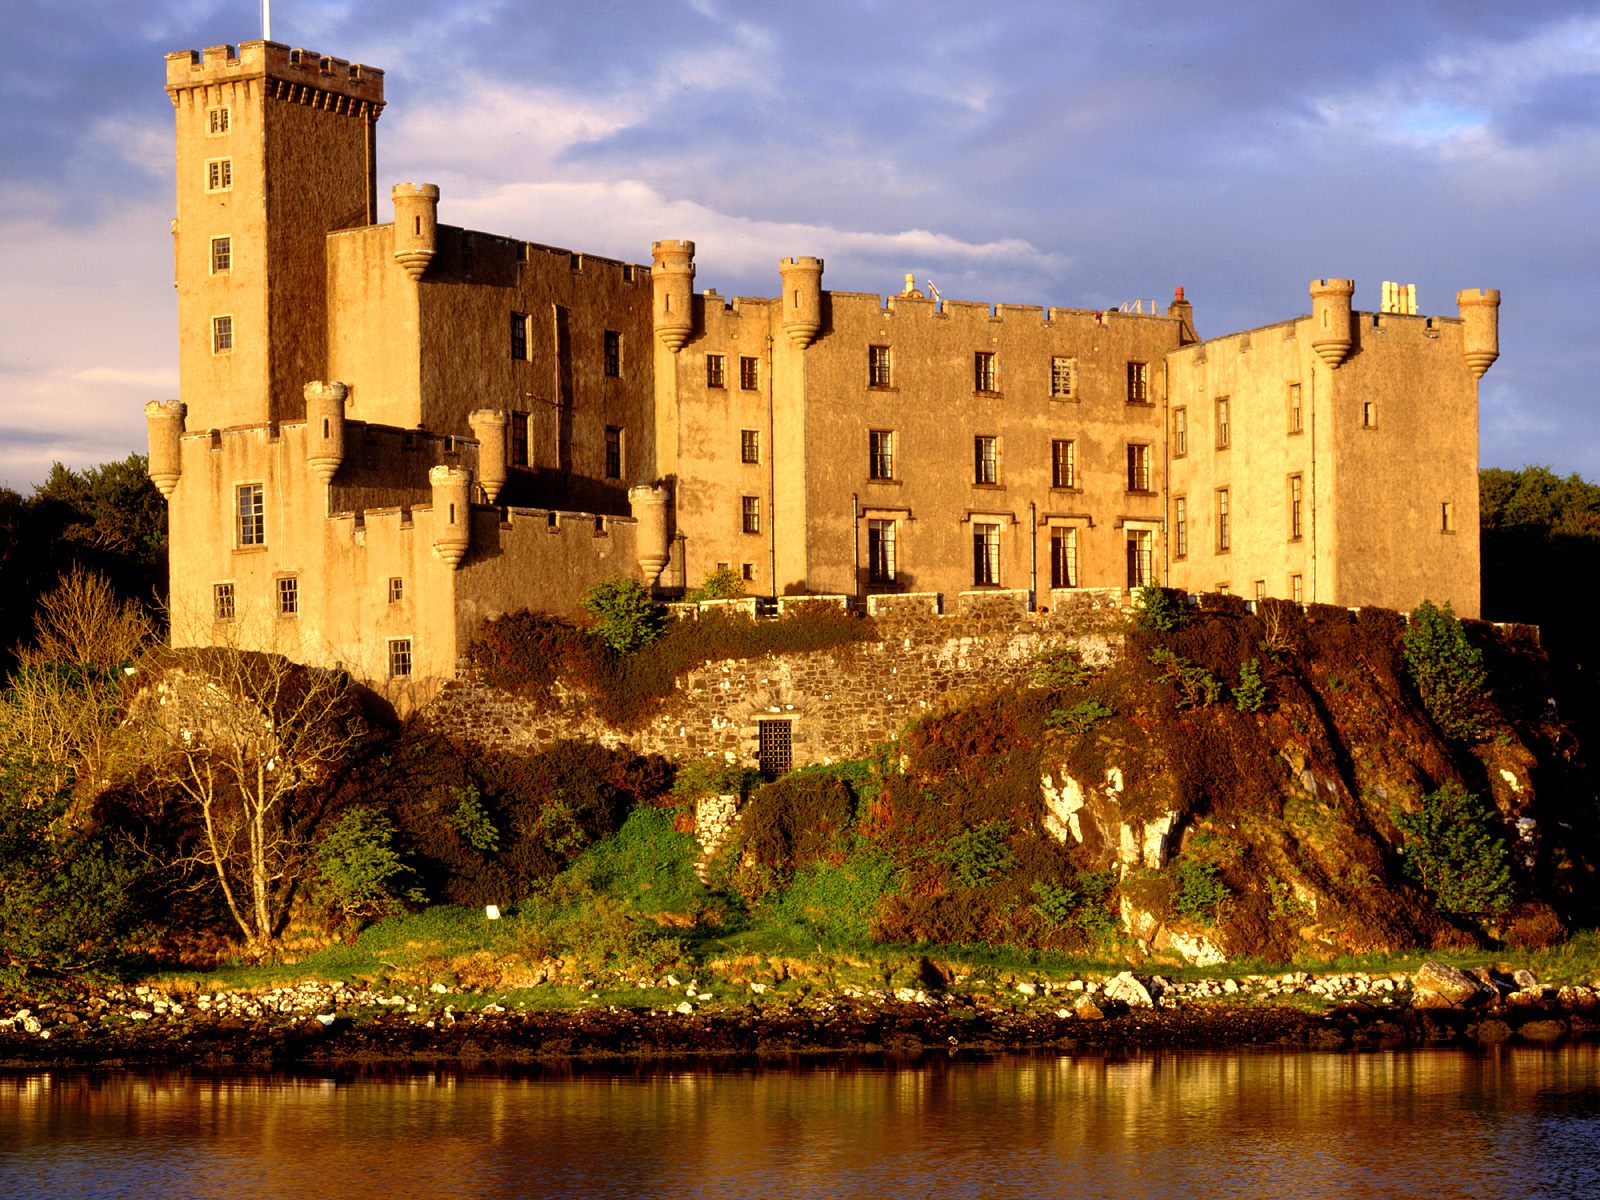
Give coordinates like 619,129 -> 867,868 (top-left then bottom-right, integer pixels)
166,40 -> 385,108
825,289 -> 1182,330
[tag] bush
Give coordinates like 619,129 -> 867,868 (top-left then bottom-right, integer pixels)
943,819 -> 1017,889
1029,870 -> 1117,941
1032,647 -> 1095,689
581,577 -> 665,654
1234,657 -> 1268,713
768,845 -> 900,945
445,784 -> 501,853
1172,859 -> 1230,924
1149,647 -> 1224,708
1402,600 -> 1490,740
1394,782 -> 1513,915
685,566 -> 746,603
1045,698 -> 1114,735
315,808 -> 425,925
564,807 -> 706,915
1135,585 -> 1188,632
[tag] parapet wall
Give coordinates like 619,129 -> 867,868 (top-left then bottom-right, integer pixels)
423,587 -> 1130,767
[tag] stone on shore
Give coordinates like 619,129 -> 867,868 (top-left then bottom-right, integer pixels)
1413,962 -> 1479,1006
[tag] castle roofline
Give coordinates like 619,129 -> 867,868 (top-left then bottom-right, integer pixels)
166,40 -> 384,107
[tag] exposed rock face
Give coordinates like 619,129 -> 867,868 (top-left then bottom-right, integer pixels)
1413,962 -> 1482,1005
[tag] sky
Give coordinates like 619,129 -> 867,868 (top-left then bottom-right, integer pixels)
2,0 -> 1598,489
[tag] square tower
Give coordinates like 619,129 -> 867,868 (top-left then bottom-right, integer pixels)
166,42 -> 384,429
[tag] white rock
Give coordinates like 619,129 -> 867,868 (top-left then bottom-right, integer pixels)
1104,971 -> 1155,1008
1016,982 -> 1038,996
749,982 -> 769,995
429,982 -> 448,994
315,1012 -> 336,1026
675,1002 -> 694,1015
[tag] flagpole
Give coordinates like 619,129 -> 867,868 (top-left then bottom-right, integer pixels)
263,0 -> 271,41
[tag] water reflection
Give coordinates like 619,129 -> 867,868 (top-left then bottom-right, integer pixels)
4,1049 -> 1600,1198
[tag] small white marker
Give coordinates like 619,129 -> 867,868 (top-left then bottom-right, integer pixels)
485,904 -> 501,920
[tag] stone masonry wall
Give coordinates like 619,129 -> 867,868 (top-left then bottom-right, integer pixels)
423,588 -> 1128,768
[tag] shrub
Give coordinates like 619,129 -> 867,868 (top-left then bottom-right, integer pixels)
1046,698 -> 1114,735
445,784 -> 500,853
1029,870 -> 1118,941
564,807 -> 706,915
1135,585 -> 1188,632
315,807 -> 425,925
1394,782 -> 1513,915
723,771 -> 856,898
1401,600 -> 1490,740
1149,647 -> 1224,708
581,577 -> 665,654
943,819 -> 1017,889
1032,647 -> 1095,689
685,566 -> 746,603
1234,657 -> 1268,713
768,845 -> 900,945
1172,859 -> 1230,924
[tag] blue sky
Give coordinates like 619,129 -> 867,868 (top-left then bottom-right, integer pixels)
2,0 -> 1598,487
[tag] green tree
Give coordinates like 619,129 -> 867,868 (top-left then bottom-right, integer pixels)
316,807 -> 424,925
1401,600 -> 1489,740
685,566 -> 746,603
1394,782 -> 1513,915
581,577 -> 665,654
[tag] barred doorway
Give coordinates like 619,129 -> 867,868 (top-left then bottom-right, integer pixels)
757,719 -> 793,779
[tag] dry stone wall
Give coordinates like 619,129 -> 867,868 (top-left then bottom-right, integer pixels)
424,588 -> 1128,767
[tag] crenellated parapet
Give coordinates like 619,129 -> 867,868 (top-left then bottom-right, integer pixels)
166,41 -> 385,118
1456,288 -> 1501,379
144,400 -> 187,499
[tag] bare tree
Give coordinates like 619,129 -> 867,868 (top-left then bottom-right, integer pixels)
138,649 -> 372,959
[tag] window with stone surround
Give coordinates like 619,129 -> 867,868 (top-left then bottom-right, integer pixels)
1126,361 -> 1150,404
869,345 -> 892,388
972,521 -> 1001,585
1174,496 -> 1188,559
870,429 -> 895,480
741,429 -> 760,464
1126,443 -> 1152,492
206,158 -> 232,192
1052,439 -> 1077,489
213,582 -> 235,621
1050,526 -> 1079,588
974,435 -> 998,485
739,355 -> 759,390
1172,406 -> 1188,457
211,236 -> 231,273
707,354 -> 725,388
1217,488 -> 1232,553
236,483 -> 264,547
510,312 -> 529,360
1215,396 -> 1231,449
277,576 -> 298,617
388,638 -> 413,679
604,425 -> 623,480
974,351 -> 997,393
603,330 -> 622,377
868,519 -> 897,584
212,315 -> 233,354
741,495 -> 760,534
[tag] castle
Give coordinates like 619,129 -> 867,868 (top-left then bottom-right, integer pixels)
147,41 -> 1497,697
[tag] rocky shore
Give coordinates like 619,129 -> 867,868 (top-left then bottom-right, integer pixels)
3,963 -> 1596,1070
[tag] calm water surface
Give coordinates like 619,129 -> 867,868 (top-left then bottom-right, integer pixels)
5,1048 -> 1600,1198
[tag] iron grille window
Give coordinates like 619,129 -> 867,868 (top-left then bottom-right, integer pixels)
757,719 -> 792,779
1050,527 -> 1078,589
741,429 -> 760,464
236,483 -> 264,546
974,436 -> 997,485
604,425 -> 623,479
1051,439 -> 1077,489
973,521 -> 1000,585
974,351 -> 997,393
707,355 -> 726,388
869,345 -> 892,387
868,519 -> 897,583
1051,356 -> 1076,398
870,430 -> 895,480
739,356 -> 759,390
603,330 -> 622,377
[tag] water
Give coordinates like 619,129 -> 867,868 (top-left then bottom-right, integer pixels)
4,1049 -> 1600,1198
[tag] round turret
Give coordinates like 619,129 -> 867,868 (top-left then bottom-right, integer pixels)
1309,278 -> 1355,369
469,409 -> 510,504
629,483 -> 671,589
392,183 -> 440,282
304,380 -> 348,485
780,256 -> 824,349
1456,288 -> 1501,379
651,240 -> 696,352
144,400 -> 187,499
429,465 -> 473,569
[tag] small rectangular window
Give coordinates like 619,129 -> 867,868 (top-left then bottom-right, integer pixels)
972,521 -> 1001,585
510,412 -> 529,467
206,107 -> 230,136
1050,526 -> 1079,589
1290,474 -> 1304,541
1441,500 -> 1455,533
1254,580 -> 1267,603
277,576 -> 299,617
869,346 -> 892,388
510,312 -> 529,360
236,483 -> 264,547
604,425 -> 623,480
1126,529 -> 1153,588
868,518 -> 897,584
1126,361 -> 1150,404
1051,356 -> 1077,398
706,354 -> 726,388
388,638 -> 413,679
739,355 -> 759,390
741,562 -> 755,581
1051,439 -> 1077,489
1292,573 -> 1304,603
206,158 -> 232,192
741,495 -> 761,534
1362,400 -> 1376,428
1217,488 -> 1231,553
210,236 -> 232,273
1215,396 -> 1231,449
1127,443 -> 1152,492
1288,383 -> 1304,434
212,315 -> 234,354
1172,407 -> 1188,458
1174,496 -> 1188,559
974,435 -> 998,485
213,582 -> 235,621
870,429 -> 895,480
603,330 -> 622,377
388,577 -> 404,603
740,429 -> 760,464
974,351 -> 997,393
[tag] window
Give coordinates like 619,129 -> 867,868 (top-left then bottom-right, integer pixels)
1174,496 -> 1188,559
741,563 -> 755,581
741,495 -> 761,534
210,236 -> 232,273
1051,356 -> 1077,398
1215,396 -> 1231,449
510,412 -> 529,467
206,106 -> 230,135
1051,439 -> 1077,489
604,426 -> 623,479
1290,474 -> 1304,540
974,435 -> 998,485
212,315 -> 233,354
868,519 -> 897,584
388,638 -> 413,679
1362,400 -> 1376,428
706,354 -> 726,388
757,719 -> 792,779
1127,529 -> 1153,588
1172,407 -> 1188,458
388,577 -> 404,604
510,312 -> 528,360
870,430 -> 895,480
1050,527 -> 1079,589
1291,573 -> 1304,604
1127,443 -> 1152,492
236,483 -> 264,547
740,429 -> 760,464
277,576 -> 298,617
974,351 -> 997,393
1288,383 -> 1303,434
739,355 -> 759,390
972,521 -> 1001,585
1126,361 -> 1150,404
206,158 -> 232,192
1254,580 -> 1267,603
603,330 -> 622,377
212,582 -> 235,621
1442,501 -> 1455,533
869,346 -> 892,388
1216,488 -> 1231,553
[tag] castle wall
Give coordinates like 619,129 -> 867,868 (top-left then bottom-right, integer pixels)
326,225 -> 423,426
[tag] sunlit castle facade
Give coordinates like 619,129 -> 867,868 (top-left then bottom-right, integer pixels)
147,40 -> 1498,696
